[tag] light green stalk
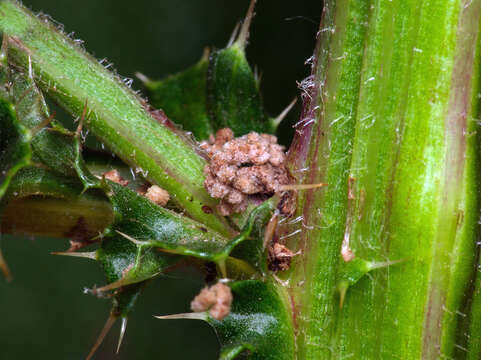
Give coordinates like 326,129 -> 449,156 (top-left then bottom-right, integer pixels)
283,0 -> 481,358
0,0 -> 234,238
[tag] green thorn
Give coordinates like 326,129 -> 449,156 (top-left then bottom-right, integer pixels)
337,257 -> 404,308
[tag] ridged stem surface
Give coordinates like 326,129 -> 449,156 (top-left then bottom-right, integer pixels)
283,0 -> 481,358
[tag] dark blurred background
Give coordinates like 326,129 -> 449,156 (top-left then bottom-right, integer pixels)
0,0 -> 321,359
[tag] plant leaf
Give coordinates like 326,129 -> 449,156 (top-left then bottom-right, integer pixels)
208,280 -> 295,360
206,43 -> 274,136
107,182 -> 277,276
0,2 -> 235,237
143,1 -> 275,140
106,182 -> 232,263
8,70 -> 99,189
228,199 -> 276,274
0,97 -> 31,199
96,230 -> 179,290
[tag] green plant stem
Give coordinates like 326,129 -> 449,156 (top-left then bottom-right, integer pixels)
283,0 -> 481,358
466,257 -> 481,359
0,0 -> 234,238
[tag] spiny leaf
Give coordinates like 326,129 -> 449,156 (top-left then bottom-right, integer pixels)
0,165 -> 110,280
205,0 -> 274,136
142,0 -> 276,140
209,280 -> 294,360
1,44 -> 97,190
157,280 -> 295,360
95,231 -> 179,291
8,69 -> 98,189
0,60 -> 112,236
86,240 -> 164,358
107,182 -> 277,277
83,206 -> 180,359
106,182 -> 231,264
0,64 -> 175,355
206,43 -> 274,136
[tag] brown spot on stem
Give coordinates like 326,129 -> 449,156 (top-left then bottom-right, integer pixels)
201,205 -> 213,214
147,107 -> 177,130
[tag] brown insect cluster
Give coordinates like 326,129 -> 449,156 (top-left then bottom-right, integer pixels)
201,128 -> 291,216
190,282 -> 233,320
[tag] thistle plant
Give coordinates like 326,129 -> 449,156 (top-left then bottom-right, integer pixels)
1,0 -> 481,359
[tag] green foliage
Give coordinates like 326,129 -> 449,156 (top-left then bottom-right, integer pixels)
0,54 -> 31,199
106,182 -> 229,264
0,0 -> 233,236
0,97 -> 30,198
2,0 -> 481,359
8,69 -> 98,188
0,3 -> 291,354
208,280 -> 294,360
228,199 -> 275,274
143,21 -> 275,139
206,44 -> 274,136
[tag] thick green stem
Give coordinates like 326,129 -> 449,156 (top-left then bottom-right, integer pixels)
283,0 -> 481,358
466,255 -> 481,359
0,0 -> 234,238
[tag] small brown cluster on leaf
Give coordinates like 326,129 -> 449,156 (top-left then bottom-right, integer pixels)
201,128 -> 291,216
190,282 -> 232,320
103,169 -> 129,186
144,185 -> 170,206
137,183 -> 169,206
